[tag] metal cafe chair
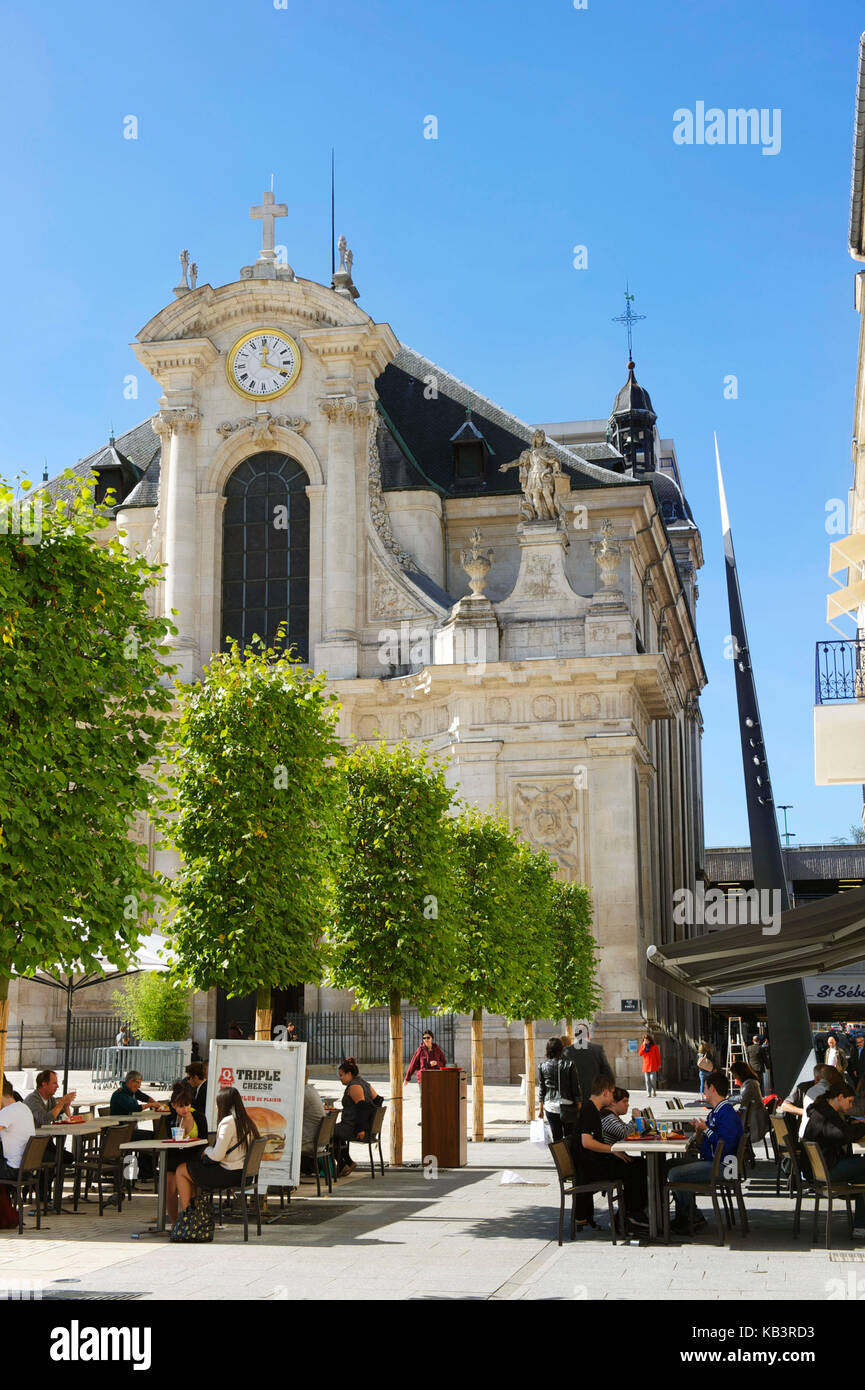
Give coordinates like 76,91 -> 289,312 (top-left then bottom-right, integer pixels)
72,1122 -> 135,1216
208,1137 -> 267,1241
663,1138 -> 727,1246
719,1131 -> 750,1235
358,1105 -> 387,1179
547,1140 -> 625,1245
804,1140 -> 865,1250
310,1109 -> 338,1196
0,1135 -> 51,1234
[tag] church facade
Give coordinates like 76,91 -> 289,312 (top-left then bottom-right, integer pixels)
14,197 -> 708,1085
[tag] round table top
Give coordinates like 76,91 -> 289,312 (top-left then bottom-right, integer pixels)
118,1138 -> 207,1151
612,1137 -> 692,1154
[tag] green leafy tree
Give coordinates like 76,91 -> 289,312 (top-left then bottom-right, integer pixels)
113,970 -> 191,1041
168,636 -> 341,1038
327,742 -> 456,1166
499,842 -> 558,1121
549,880 -> 602,1038
0,473 -> 176,1080
439,808 -> 524,1141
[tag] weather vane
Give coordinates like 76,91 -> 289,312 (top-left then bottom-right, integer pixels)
612,284 -> 646,361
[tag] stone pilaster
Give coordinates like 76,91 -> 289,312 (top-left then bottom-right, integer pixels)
314,396 -> 368,678
155,406 -> 201,682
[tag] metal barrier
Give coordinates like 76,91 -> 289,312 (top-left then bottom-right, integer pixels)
90,1044 -> 184,1090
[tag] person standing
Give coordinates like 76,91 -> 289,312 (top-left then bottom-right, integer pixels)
404,1031 -> 447,1087
848,1034 -> 865,1088
538,1037 -> 566,1142
696,1040 -> 715,1097
639,1034 -> 661,1098
185,1062 -> 208,1114
825,1035 -> 847,1074
561,1025 -> 613,1100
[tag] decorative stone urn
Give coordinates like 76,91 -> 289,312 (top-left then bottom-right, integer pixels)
461,528 -> 494,595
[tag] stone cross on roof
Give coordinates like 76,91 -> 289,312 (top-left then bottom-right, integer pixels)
250,189 -> 287,263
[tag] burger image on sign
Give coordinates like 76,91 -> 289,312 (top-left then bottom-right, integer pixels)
246,1106 -> 286,1161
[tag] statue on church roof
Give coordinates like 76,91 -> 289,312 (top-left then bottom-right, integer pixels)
332,233 -> 359,300
189,262 -> 198,289
499,429 -> 566,526
173,248 -> 191,298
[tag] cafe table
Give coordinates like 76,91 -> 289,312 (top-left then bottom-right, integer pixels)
119,1137 -> 206,1234
611,1134 -> 692,1241
35,1116 -> 134,1214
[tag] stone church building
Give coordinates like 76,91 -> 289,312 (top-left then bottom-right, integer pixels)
12,195 -> 708,1086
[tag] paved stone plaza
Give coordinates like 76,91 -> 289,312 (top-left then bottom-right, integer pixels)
0,1075 -> 859,1303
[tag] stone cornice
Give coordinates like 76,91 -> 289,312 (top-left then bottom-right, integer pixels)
319,395 -> 376,423
136,278 -> 373,345
303,322 -> 400,375
133,338 -> 219,378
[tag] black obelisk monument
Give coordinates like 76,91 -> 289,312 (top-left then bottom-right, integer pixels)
716,437 -> 813,1099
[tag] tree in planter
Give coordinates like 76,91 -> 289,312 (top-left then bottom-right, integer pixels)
327,742 -> 456,1166
0,472 -> 176,1081
113,970 -> 191,1041
439,808 -> 525,1142
168,636 -> 340,1039
500,842 -> 558,1122
549,880 -> 601,1043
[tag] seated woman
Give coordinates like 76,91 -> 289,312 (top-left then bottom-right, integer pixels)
165,1080 -> 208,1225
731,1061 -> 770,1146
174,1087 -> 259,1215
332,1057 -> 381,1178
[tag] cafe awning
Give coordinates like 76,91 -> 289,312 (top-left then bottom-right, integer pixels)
827,577 -> 865,624
646,884 -> 865,1007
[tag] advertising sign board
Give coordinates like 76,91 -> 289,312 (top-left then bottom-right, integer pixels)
206,1040 -> 306,1191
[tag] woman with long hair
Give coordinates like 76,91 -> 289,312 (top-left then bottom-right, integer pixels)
730,1060 -> 770,1144
538,1037 -> 566,1142
174,1087 -> 259,1213
165,1079 -> 209,1224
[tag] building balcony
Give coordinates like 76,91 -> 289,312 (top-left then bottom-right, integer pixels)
814,639 -> 865,785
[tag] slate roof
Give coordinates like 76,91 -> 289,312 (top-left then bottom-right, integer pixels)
376,345 -> 630,497
43,418 -> 160,509
610,362 -> 656,420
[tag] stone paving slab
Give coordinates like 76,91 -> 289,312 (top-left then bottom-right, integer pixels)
2,1081 -> 861,1302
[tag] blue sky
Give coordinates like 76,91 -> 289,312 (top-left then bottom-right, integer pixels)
2,0 -> 862,848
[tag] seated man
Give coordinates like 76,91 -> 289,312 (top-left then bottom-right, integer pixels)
0,1076 -> 35,1184
24,1069 -> 77,1166
667,1070 -> 743,1235
779,1064 -> 837,1138
110,1070 -> 162,1182
802,1077 -> 865,1234
572,1073 -> 649,1232
184,1062 -> 207,1115
300,1069 -> 325,1175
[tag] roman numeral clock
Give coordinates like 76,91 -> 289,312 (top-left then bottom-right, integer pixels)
226,327 -> 302,399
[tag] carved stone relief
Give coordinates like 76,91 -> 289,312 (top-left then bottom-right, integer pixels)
512,780 -> 580,873
531,695 -> 556,721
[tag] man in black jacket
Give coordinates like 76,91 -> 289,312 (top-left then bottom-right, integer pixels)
802,1079 -> 865,1230
847,1035 -> 865,1087
561,1027 -> 613,1103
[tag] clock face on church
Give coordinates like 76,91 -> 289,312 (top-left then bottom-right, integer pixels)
226,327 -> 302,400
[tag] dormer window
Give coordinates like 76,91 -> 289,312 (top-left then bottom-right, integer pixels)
449,412 -> 491,489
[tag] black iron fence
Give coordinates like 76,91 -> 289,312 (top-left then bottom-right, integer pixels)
815,639 -> 865,704
67,1013 -> 128,1069
283,1011 -> 456,1066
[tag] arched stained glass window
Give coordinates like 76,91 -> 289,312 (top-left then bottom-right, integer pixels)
221,452 -> 309,660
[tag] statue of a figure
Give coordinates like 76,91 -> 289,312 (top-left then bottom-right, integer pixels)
499,428 -> 565,524
189,261 -> 198,289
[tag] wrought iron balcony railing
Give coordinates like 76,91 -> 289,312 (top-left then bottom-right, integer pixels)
815,639 -> 865,704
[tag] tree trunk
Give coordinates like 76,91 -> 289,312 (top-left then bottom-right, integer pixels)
564,1017 -> 573,1044
471,1008 -> 484,1143
255,986 -> 272,1041
524,1019 -> 536,1122
389,992 -> 403,1167
0,972 -> 8,1086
